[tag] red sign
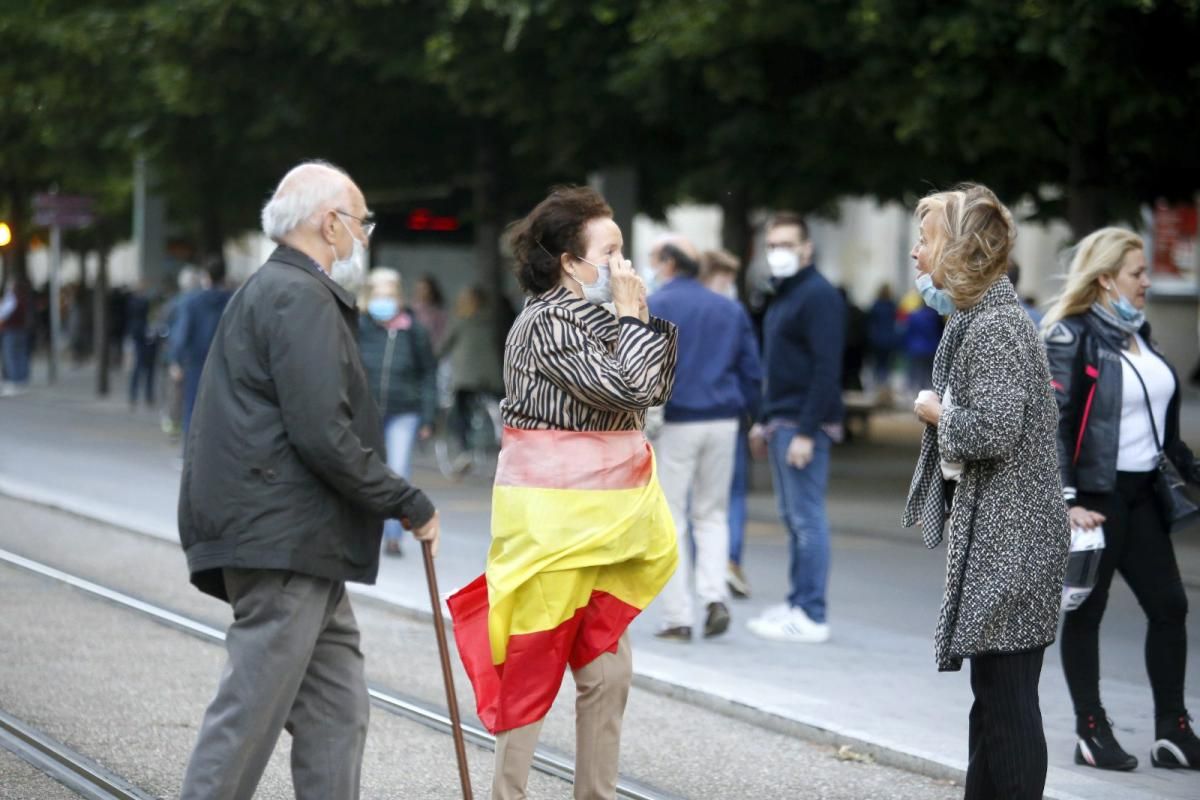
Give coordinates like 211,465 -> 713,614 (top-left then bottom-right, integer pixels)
1151,201 -> 1198,280
406,208 -> 460,232
32,193 -> 95,229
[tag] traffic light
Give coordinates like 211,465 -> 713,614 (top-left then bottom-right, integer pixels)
0,222 -> 11,247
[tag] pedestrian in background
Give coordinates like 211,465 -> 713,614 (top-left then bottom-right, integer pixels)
411,273 -> 449,351
358,267 -> 438,557
700,248 -> 756,598
1043,227 -> 1200,771
1009,259 -> 1044,326
866,284 -> 899,393
161,266 -> 202,438
840,286 -> 867,392
126,282 -> 160,409
649,235 -> 761,641
747,212 -> 845,644
903,302 -> 942,391
0,274 -> 33,395
903,183 -> 1069,800
178,161 -> 439,800
447,186 -> 677,800
169,258 -> 232,437
437,285 -> 504,450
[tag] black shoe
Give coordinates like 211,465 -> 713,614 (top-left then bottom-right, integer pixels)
1074,713 -> 1138,771
1152,713 -> 1200,770
703,602 -> 731,638
654,625 -> 692,642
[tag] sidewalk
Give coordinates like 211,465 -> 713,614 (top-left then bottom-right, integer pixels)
2,360 -> 1198,799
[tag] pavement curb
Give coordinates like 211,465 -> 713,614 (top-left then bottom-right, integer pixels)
0,478 -> 1094,800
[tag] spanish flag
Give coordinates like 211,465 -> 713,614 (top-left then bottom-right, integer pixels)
447,427 -> 677,734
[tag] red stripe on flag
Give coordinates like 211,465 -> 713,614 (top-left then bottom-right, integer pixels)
447,575 -> 641,734
495,427 -> 653,490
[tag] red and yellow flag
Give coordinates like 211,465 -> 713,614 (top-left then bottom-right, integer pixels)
447,427 -> 677,734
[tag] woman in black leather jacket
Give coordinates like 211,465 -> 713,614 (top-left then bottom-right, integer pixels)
1044,226 -> 1200,772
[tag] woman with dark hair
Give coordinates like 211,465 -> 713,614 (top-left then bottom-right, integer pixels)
411,274 -> 448,350
448,186 -> 678,800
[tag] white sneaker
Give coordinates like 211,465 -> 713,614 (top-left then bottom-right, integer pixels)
747,606 -> 830,643
759,603 -> 793,621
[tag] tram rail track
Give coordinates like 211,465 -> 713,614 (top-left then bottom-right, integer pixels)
0,547 -> 680,800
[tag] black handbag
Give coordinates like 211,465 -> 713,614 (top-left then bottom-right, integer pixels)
1121,352 -> 1200,533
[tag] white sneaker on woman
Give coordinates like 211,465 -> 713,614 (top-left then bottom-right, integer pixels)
747,606 -> 830,643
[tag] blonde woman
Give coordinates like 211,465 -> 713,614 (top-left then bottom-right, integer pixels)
1043,227 -> 1200,771
903,184 -> 1069,800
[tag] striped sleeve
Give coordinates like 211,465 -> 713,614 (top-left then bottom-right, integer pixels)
531,308 -> 677,414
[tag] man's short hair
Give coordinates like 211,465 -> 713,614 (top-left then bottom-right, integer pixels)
700,249 -> 740,279
766,211 -> 809,241
260,160 -> 352,242
660,243 -> 700,278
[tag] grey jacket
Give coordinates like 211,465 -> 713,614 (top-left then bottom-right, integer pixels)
179,246 -> 436,601
904,278 -> 1070,671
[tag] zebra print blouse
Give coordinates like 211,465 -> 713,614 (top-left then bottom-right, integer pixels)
500,286 -> 678,432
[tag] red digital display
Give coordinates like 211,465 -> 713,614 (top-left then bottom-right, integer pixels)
407,208 -> 460,232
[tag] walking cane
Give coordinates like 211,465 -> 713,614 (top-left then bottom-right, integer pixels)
421,539 -> 474,799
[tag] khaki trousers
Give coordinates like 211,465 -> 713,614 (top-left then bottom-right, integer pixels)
492,633 -> 632,800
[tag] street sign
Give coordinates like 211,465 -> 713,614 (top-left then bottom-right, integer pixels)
32,193 -> 94,229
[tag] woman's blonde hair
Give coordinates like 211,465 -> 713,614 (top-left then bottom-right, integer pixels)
915,184 -> 1017,309
1041,227 -> 1144,330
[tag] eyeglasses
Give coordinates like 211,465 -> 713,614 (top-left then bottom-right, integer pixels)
336,209 -> 376,240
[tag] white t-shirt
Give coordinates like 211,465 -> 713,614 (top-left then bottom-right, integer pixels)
1118,334 -> 1175,472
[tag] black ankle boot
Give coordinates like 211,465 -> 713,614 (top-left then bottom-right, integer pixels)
1152,713 -> 1200,770
1075,712 -> 1138,771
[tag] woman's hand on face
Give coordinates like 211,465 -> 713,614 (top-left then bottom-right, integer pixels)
608,254 -> 641,318
1068,506 -> 1106,531
913,390 -> 943,427
636,279 -> 650,323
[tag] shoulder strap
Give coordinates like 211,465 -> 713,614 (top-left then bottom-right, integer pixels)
1118,349 -> 1163,453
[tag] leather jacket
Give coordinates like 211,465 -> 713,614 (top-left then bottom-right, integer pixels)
1044,312 -> 1199,503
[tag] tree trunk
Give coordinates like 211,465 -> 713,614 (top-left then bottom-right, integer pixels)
94,248 -> 110,396
719,186 -> 753,298
6,183 -> 29,284
1066,120 -> 1110,241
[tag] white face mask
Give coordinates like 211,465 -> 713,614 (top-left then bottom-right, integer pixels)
767,248 -> 801,279
330,216 -> 367,292
574,256 -> 613,305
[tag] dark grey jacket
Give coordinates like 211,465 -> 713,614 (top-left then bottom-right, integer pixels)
1044,314 -> 1200,502
905,278 -> 1069,671
179,246 -> 436,601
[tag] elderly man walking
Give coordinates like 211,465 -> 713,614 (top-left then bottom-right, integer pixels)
648,235 -> 762,640
178,161 -> 440,800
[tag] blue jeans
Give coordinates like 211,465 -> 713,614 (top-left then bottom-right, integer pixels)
2,329 -> 31,384
768,425 -> 832,623
382,413 -> 422,542
728,430 -> 750,565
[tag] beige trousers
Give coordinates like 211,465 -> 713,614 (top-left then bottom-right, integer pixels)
492,633 -> 633,800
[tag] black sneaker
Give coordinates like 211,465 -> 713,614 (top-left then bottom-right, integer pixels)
704,602 -> 731,638
1152,713 -> 1200,770
654,625 -> 692,642
1074,713 -> 1138,771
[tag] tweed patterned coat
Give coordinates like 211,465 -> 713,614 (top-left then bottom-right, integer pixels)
903,278 -> 1070,671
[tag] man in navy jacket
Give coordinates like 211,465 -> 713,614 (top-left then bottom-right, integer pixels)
648,235 -> 762,641
747,212 -> 845,644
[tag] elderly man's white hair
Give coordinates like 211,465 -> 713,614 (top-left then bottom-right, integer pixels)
367,267 -> 402,290
260,160 -> 354,242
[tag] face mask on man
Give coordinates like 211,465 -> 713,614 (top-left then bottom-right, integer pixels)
767,248 -> 801,279
915,272 -> 956,316
330,216 -> 367,292
573,256 -> 613,305
367,297 -> 398,322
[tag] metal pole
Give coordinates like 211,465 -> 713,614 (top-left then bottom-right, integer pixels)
48,224 -> 61,385
421,540 -> 473,799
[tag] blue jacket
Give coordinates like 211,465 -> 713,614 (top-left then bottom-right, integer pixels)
761,266 -> 845,434
648,277 -> 761,423
903,305 -> 942,358
171,287 -> 233,371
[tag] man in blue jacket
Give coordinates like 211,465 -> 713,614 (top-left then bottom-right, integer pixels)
648,235 -> 762,641
169,258 -> 233,437
748,212 -> 845,644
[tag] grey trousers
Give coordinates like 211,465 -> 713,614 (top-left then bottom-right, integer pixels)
180,569 -> 370,800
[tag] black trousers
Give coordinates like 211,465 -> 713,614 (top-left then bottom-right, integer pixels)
966,647 -> 1047,800
1061,471 -> 1189,723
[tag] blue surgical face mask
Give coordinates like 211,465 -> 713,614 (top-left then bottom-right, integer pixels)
367,298 -> 399,322
915,272 -> 956,316
1109,287 -> 1144,325
573,256 -> 613,305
